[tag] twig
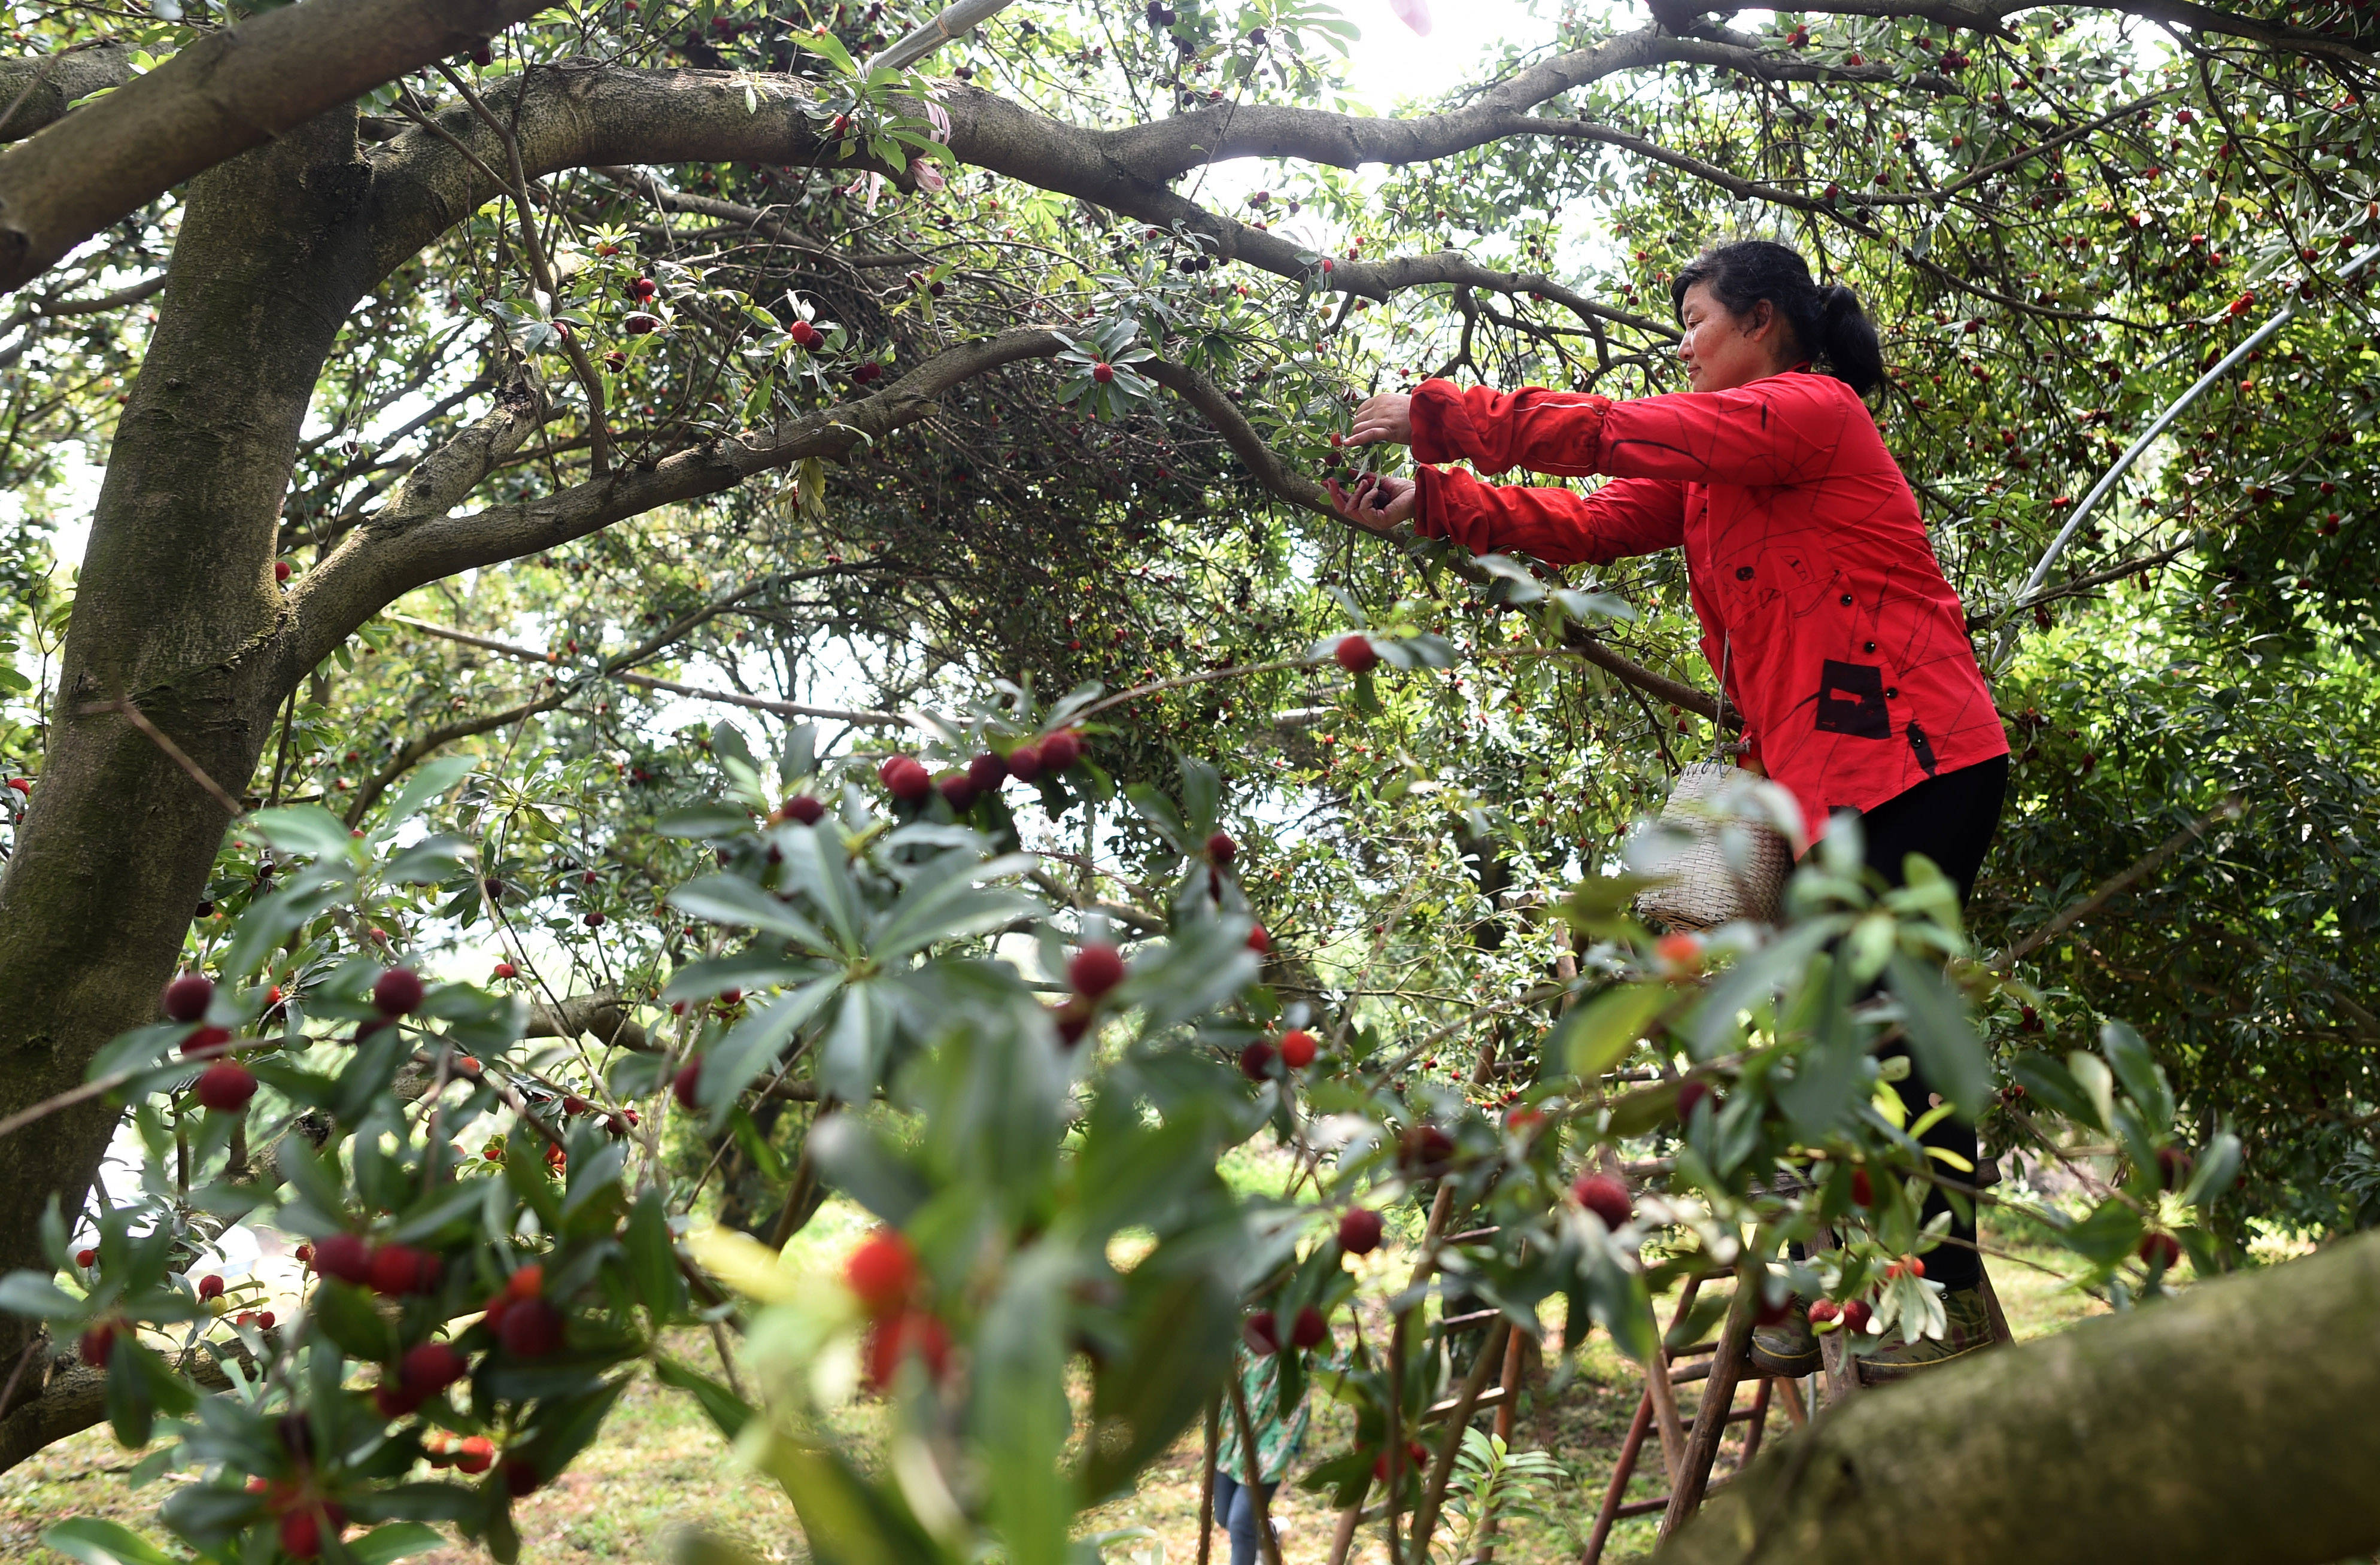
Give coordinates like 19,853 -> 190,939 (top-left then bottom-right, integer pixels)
81,697 -> 244,817
1992,797 -> 2245,970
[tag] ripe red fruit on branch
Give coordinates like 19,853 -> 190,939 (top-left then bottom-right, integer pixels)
1091,362 -> 1115,384
1338,1207 -> 1383,1254
1243,1308 -> 1280,1355
455,1436 -> 496,1474
1004,742 -> 1043,782
623,312 -> 660,335
967,753 -> 1007,792
1372,1439 -> 1428,1482
673,1057 -> 703,1111
372,967 -> 425,1017
401,1341 -> 468,1396
491,962 -> 518,979
1655,931 -> 1704,974
1291,1305 -> 1328,1349
1755,1291 -> 1793,1326
1246,923 -> 1271,955
1068,942 -> 1126,999
630,276 -> 658,300
1849,1167 -> 1875,1207
936,773 -> 977,811
75,1248 -> 96,1268
275,560 -> 292,583
878,753 -> 933,803
1806,1298 -> 1841,1325
79,1322 -> 118,1366
846,1230 -> 922,1317
1040,729 -> 1083,770
1573,1172 -> 1632,1229
313,1233 -> 371,1284
196,1273 -> 224,1301
1206,830 -> 1237,864
1238,1040 -> 1277,1080
508,1263 -> 544,1301
784,794 -> 825,825
790,320 -> 822,349
853,361 -> 883,385
1277,1028 -> 1316,1069
280,1511 -> 327,1560
1334,634 -> 1379,674
163,973 -> 214,1022
2139,1232 -> 2182,1269
196,1061 -> 257,1111
368,1244 -> 440,1297
1839,1298 -> 1874,1334
864,1310 -> 952,1389
181,1024 -> 232,1057
500,1297 -> 565,1357
1398,1123 -> 1454,1173
1676,1080 -> 1711,1122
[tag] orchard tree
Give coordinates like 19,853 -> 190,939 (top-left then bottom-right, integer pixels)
0,0 -> 2377,1557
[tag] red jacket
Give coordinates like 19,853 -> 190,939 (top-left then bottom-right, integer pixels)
1410,369 -> 2007,842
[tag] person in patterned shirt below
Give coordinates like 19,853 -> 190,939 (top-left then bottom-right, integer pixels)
1327,239 -> 2012,1382
1212,1325 -> 1313,1565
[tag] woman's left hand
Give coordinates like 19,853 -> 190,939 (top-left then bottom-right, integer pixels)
1325,472 -> 1417,531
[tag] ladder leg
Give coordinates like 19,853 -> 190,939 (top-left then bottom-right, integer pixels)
1580,1390 -> 1655,1565
1977,1261 -> 2015,1347
1732,1377 -> 1774,1472
1776,1373 -> 1810,1427
1648,1276 -> 1702,1484
1658,1280 -> 1756,1538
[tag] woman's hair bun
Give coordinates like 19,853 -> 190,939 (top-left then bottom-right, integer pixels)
1670,242 -> 1885,398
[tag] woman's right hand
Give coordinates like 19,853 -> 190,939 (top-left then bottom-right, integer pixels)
1348,392 -> 1414,448
1325,472 -> 1417,531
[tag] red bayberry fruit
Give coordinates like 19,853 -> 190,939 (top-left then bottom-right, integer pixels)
401,1340 -> 468,1395
280,1511 -> 324,1560
314,1233 -> 371,1284
1573,1172 -> 1632,1229
1677,1080 -> 1711,1122
507,1263 -> 544,1301
1840,1298 -> 1875,1334
1337,1207 -> 1383,1254
673,1057 -> 703,1111
1655,931 -> 1704,973
936,772 -> 977,811
779,793 -> 824,825
1238,1040 -> 1277,1080
456,1436 -> 496,1474
1068,942 -> 1126,999
78,1322 -> 117,1367
181,1024 -> 233,1057
584,910 -> 606,928
257,1311 -> 275,1329
500,1297 -> 564,1357
372,967 -> 425,1017
1290,1305 -> 1327,1349
864,1310 -> 952,1389
1206,831 -> 1237,863
1039,729 -> 1083,770
1850,1167 -> 1875,1207
2156,1147 -> 2193,1190
1247,923 -> 1271,955
846,1230 -> 922,1317
1399,1123 -> 1454,1172
368,1244 -> 439,1297
195,1061 -> 257,1111
878,753 -> 933,803
1807,1298 -> 1841,1325
2139,1232 -> 2182,1269
1091,362 -> 1115,384
1005,742 -> 1043,782
1277,1028 -> 1316,1069
967,752 -> 1007,792
1243,1308 -> 1280,1355
1373,1440 -> 1429,1482
275,559 -> 292,583
163,973 -> 214,1021
790,320 -> 822,348
1334,634 -> 1379,674
624,311 -> 660,335
853,361 -> 884,385
196,1273 -> 224,1301
75,1248 -> 97,1268
1755,1291 -> 1792,1325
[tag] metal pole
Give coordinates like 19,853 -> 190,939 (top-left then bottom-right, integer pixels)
875,0 -> 1015,71
1989,237 -> 2380,667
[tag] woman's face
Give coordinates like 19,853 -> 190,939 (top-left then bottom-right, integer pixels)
1676,281 -> 1793,394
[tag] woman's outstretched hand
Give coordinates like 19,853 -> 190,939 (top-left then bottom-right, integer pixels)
1326,471 -> 1417,532
1348,392 -> 1414,448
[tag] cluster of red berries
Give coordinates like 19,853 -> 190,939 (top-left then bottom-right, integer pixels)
1808,1297 -> 1876,1334
876,730 -> 1086,812
484,1265 -> 566,1358
846,1230 -> 951,1390
1244,1303 -> 1328,1355
303,1234 -> 443,1297
1048,940 -> 1128,1047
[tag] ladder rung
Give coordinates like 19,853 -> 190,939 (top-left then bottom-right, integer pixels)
1423,1385 -> 1509,1422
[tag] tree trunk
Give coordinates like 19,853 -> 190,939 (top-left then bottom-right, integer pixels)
1662,1230 -> 2380,1565
0,110 -> 374,1401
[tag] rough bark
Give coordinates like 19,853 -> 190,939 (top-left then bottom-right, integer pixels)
0,110 -> 380,1392
1663,1230 -> 2380,1565
0,0 -> 558,295
0,41 -> 132,142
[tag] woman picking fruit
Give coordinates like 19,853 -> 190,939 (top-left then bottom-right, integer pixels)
1327,240 -> 2011,1380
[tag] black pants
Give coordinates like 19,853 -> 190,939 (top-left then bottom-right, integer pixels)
1837,752 -> 2009,1291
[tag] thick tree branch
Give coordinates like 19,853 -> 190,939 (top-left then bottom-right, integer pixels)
0,0 -> 561,296
371,367 -> 548,530
0,41 -> 132,144
1668,1229 -> 2380,1565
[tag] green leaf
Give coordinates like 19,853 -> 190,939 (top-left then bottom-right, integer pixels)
669,874 -> 837,954
973,1247 -> 1074,1565
0,1270 -> 88,1320
704,974 -> 842,1115
626,1186 -> 683,1321
245,805 -> 357,859
374,756 -> 475,833
1556,984 -> 1668,1081
658,804 -> 758,839
1886,953 -> 1992,1120
655,1355 -> 755,1441
347,1522 -> 450,1564
38,1519 -> 177,1565
2010,1052 -> 2102,1129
